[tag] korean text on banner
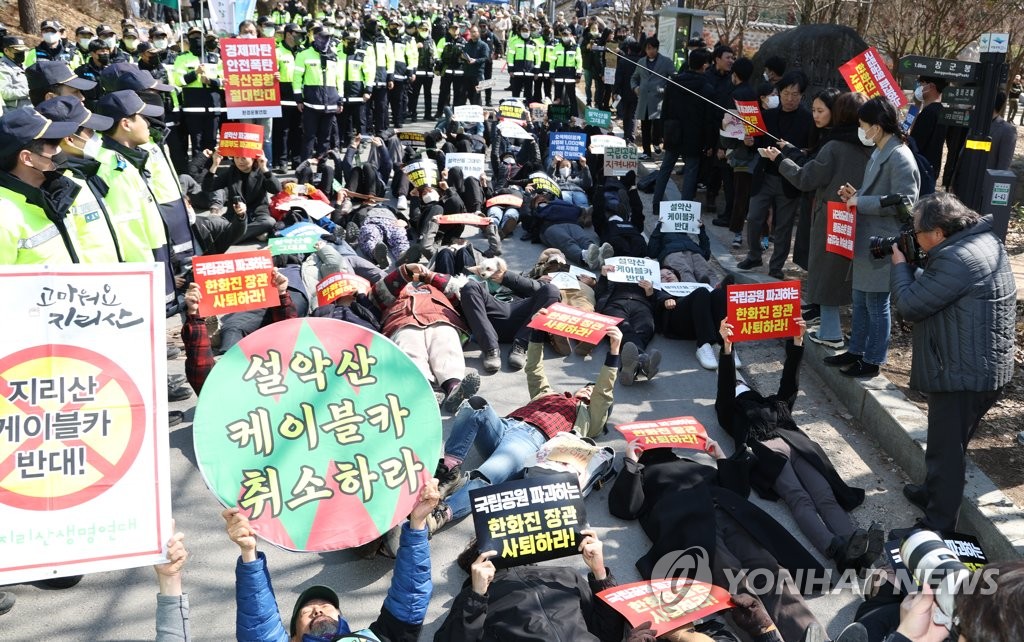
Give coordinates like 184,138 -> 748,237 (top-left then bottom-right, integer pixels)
192,318 -> 443,551
528,172 -> 562,199
469,474 -> 588,568
404,159 -> 439,188
598,579 -> 735,637
269,235 -> 320,256
192,249 -> 280,316
0,265 -> 171,586
436,214 -> 492,227
547,104 -> 571,124
398,131 -> 425,147
838,47 -> 907,109
733,100 -> 766,136
659,200 -> 702,234
221,38 -> 282,119
548,132 -> 588,160
316,272 -> 371,307
218,122 -> 265,158
604,256 -> 660,284
726,281 -> 802,342
498,101 -> 528,123
604,145 -> 637,177
445,153 -> 486,179
590,134 -> 628,154
527,302 -> 623,345
657,282 -> 713,297
584,107 -> 611,128
825,202 -> 856,259
616,416 -> 708,451
453,104 -> 484,123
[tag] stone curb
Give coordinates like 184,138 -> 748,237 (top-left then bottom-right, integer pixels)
645,162 -> 1024,561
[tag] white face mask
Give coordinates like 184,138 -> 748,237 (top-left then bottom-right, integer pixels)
913,85 -> 924,102
153,38 -> 168,49
240,33 -> 256,39
262,27 -> 276,37
422,190 -> 439,203
763,71 -> 770,81
78,37 -> 92,48
558,166 -> 571,178
103,37 -> 116,48
42,32 -> 61,45
82,135 -> 102,159
521,31 -> 530,38
858,126 -> 876,147
764,95 -> 780,110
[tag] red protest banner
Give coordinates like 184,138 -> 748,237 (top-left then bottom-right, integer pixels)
838,47 -> 907,109
726,281 -> 801,342
615,417 -> 708,451
221,38 -> 282,119
485,193 -> 524,209
192,249 -> 279,316
218,123 -> 265,158
734,100 -> 766,136
597,579 -> 735,637
316,272 -> 371,307
825,201 -> 856,259
527,302 -> 622,345
436,213 -> 493,226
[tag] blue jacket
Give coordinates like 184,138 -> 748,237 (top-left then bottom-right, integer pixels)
234,523 -> 432,642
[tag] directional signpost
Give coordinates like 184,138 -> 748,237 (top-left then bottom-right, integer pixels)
898,55 -> 978,82
943,86 -> 977,106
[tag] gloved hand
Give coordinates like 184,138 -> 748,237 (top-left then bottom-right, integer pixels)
730,593 -> 775,635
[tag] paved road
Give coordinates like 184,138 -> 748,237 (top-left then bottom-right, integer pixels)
0,67 -> 924,641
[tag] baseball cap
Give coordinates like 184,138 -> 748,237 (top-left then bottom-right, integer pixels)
2,36 -> 29,51
75,25 -> 95,36
102,65 -> 174,92
96,23 -> 116,37
40,19 -> 63,32
0,107 -> 79,156
135,41 -> 159,55
36,95 -> 114,132
96,89 -> 163,121
26,61 -> 97,91
123,27 -> 140,38
187,26 -> 203,36
149,24 -> 170,37
283,22 -> 302,33
289,586 -> 340,636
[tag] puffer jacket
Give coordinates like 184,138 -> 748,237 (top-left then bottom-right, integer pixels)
890,215 -> 1017,393
433,566 -> 622,642
235,523 -> 431,642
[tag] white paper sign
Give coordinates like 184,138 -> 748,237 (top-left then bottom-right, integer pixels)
590,134 -> 629,154
569,265 -> 597,280
659,200 -> 702,234
721,116 -> 747,140
604,257 -> 660,284
453,104 -> 484,123
445,153 -> 486,179
496,120 -> 532,139
0,265 -> 171,585
603,67 -> 616,85
604,145 -> 638,177
280,198 -> 335,220
658,282 -> 714,297
549,271 -> 581,290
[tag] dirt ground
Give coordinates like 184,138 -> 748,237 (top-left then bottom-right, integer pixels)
0,1 -> 150,43
883,209 -> 1024,507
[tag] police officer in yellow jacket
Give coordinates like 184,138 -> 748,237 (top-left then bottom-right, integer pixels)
364,18 -> 393,134
550,26 -> 583,117
388,18 -> 418,128
293,26 -> 343,158
35,95 -> 122,264
0,106 -> 84,265
172,27 -> 223,155
506,25 -> 536,101
273,23 -> 305,171
335,27 -> 373,146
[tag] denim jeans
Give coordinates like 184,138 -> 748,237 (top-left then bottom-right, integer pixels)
445,404 -> 547,520
653,150 -> 700,213
559,190 -> 589,208
847,289 -> 890,365
817,304 -> 843,342
486,206 -> 520,228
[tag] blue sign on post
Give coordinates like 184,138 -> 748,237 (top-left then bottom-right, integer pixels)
548,132 -> 588,161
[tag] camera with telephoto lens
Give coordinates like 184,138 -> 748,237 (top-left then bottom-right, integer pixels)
900,530 -> 971,629
868,194 -> 926,265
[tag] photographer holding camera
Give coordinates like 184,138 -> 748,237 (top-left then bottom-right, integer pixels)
889,192 -> 1016,536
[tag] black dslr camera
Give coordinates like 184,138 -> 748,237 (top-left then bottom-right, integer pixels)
868,194 -> 926,266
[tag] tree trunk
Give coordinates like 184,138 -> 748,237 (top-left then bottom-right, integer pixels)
18,0 -> 38,34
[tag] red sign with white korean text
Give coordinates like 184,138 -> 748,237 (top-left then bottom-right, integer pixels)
726,281 -> 801,343
218,123 -> 265,158
597,579 -> 735,637
436,214 -> 493,227
192,249 -> 279,316
826,201 -> 856,259
526,302 -> 622,345
839,47 -> 907,109
316,272 -> 371,307
734,100 -> 766,136
615,416 -> 708,451
221,37 -> 282,119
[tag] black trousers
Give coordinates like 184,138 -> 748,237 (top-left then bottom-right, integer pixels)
433,246 -> 477,276
411,74 -> 434,119
454,76 -> 480,107
301,108 -> 335,159
389,80 -> 408,127
272,102 -> 302,166
459,280 -> 560,351
922,388 -> 1002,531
437,72 -> 458,114
600,298 -> 655,350
640,118 -> 662,155
184,111 -> 218,156
663,287 -> 727,347
370,86 -> 389,133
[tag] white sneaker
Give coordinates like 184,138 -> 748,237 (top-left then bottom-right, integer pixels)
397,195 -> 409,212
584,243 -> 602,271
696,343 -> 718,370
599,242 -> 614,260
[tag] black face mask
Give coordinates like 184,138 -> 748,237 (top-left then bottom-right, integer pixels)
48,151 -> 69,170
97,53 -> 110,65
188,38 -> 202,53
10,51 -> 26,65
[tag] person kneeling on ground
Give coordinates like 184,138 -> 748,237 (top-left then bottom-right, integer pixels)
427,323 -> 622,533
223,480 -> 440,642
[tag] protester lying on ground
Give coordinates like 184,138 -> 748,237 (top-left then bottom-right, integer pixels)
715,318 -> 881,570
427,324 -> 622,533
594,264 -> 665,385
654,268 -> 731,371
223,479 -> 440,642
433,529 -> 625,641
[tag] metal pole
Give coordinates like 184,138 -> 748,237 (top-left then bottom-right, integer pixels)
610,48 -> 778,140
